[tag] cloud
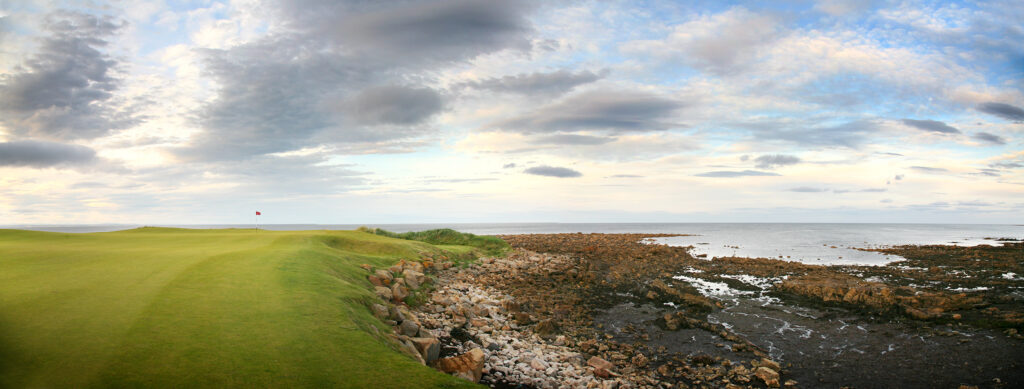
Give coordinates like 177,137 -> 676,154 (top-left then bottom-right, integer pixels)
0,11 -> 133,140
502,163 -> 516,168
463,69 -> 605,96
740,119 -> 880,149
695,170 -> 780,177
972,132 -> 1006,145
911,166 -> 948,173
622,7 -> 782,76
609,174 -> 642,178
524,165 -> 582,178
894,174 -> 904,180
529,134 -> 615,145
344,85 -> 444,126
900,119 -> 960,134
325,0 -> 534,63
492,90 -> 685,134
789,186 -> 826,192
976,102 -> 1024,122
0,140 -> 96,167
754,154 -> 801,169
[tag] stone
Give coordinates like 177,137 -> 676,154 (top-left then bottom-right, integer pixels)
587,356 -> 614,371
469,318 -> 488,328
374,269 -> 393,283
392,283 -> 409,302
784,379 -> 798,387
411,337 -> 440,363
646,290 -> 659,300
953,313 -> 962,320
367,275 -> 384,287
403,269 -> 425,289
374,286 -> 393,301
514,312 -> 533,325
436,348 -> 485,382
359,263 -> 373,272
530,357 -> 548,370
755,366 -> 780,388
631,353 -> 649,368
400,320 -> 420,337
401,339 -> 425,365
370,303 -> 389,320
760,358 -> 781,372
535,319 -> 558,336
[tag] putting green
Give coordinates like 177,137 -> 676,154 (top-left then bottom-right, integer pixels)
0,228 -> 479,388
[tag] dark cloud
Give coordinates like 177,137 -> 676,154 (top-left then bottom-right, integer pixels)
327,0 -> 534,63
894,174 -> 904,180
503,163 -> 517,168
900,119 -> 960,134
529,134 -> 615,145
0,11 -> 133,140
464,69 -> 606,96
524,165 -> 582,178
972,132 -> 1006,145
911,166 -> 948,173
990,162 -> 1022,169
976,102 -> 1024,121
345,85 -> 443,126
0,140 -> 96,167
754,154 -> 800,169
695,170 -> 780,177
609,174 -> 642,178
422,178 -> 498,183
493,90 -> 685,134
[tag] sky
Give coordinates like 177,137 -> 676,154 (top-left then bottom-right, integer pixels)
0,0 -> 1022,225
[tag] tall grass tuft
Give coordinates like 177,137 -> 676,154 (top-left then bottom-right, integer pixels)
359,227 -> 509,256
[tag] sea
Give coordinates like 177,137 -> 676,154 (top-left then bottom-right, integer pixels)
5,223 -> 1022,266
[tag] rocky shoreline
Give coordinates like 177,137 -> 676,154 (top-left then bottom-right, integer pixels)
361,233 -> 1023,388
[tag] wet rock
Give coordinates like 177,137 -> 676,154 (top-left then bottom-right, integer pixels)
436,348 -> 485,382
760,358 -> 781,372
755,366 -> 780,387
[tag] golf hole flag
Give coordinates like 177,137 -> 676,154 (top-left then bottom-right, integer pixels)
256,211 -> 261,215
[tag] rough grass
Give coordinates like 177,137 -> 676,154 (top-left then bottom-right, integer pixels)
360,227 -> 509,257
0,228 -> 480,388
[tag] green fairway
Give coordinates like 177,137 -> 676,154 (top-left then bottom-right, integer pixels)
0,228 -> 480,388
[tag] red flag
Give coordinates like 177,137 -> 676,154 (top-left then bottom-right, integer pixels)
255,211 -> 261,215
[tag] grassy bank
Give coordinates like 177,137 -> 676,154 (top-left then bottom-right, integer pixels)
0,228 -> 481,388
362,227 -> 509,257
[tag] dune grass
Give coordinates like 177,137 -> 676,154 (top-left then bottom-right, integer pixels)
0,227 -> 480,388
361,227 -> 509,257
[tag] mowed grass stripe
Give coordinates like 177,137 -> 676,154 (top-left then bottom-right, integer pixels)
0,228 -> 479,388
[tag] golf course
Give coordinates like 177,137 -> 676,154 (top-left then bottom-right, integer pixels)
0,227 -> 485,388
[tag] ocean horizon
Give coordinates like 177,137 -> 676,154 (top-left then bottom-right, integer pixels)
7,222 -> 1021,266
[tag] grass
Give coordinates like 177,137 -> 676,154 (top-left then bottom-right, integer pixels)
360,227 -> 509,257
0,227 -> 482,388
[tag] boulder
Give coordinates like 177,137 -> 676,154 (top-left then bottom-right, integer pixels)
370,303 -> 389,320
755,366 -> 780,387
392,283 -> 409,302
535,319 -> 558,336
760,358 -> 781,372
403,269 -> 425,289
374,286 -> 393,301
587,356 -> 615,371
411,337 -> 440,363
436,348 -> 485,382
400,320 -> 420,337
374,269 -> 393,283
400,339 -> 425,365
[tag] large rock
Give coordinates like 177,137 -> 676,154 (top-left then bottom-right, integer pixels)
400,339 -> 425,365
755,366 -> 780,388
391,283 -> 409,302
587,356 -> 614,371
374,286 -> 393,301
436,348 -> 485,382
403,269 -> 425,289
374,269 -> 393,284
534,319 -> 558,336
370,303 -> 389,320
411,337 -> 440,363
400,320 -> 420,337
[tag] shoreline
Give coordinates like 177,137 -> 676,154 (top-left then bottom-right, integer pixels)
365,233 -> 1023,388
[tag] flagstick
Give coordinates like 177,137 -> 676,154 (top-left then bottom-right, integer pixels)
255,213 -> 259,231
